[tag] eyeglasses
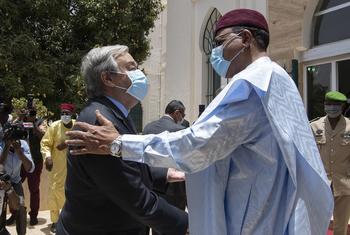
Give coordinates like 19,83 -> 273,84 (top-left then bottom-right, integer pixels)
60,112 -> 71,115
214,30 -> 242,47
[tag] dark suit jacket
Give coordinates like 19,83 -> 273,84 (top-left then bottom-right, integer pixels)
143,116 -> 184,135
143,116 -> 187,199
57,97 -> 188,235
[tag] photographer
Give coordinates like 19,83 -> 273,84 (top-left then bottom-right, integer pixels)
20,108 -> 47,226
0,107 -> 34,235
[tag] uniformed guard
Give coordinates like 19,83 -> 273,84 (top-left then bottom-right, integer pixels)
310,91 -> 350,235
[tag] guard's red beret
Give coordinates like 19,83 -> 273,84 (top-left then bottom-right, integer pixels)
215,9 -> 269,35
60,103 -> 75,112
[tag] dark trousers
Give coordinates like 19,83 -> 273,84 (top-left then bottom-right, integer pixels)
56,218 -> 149,235
20,160 -> 43,218
11,182 -> 26,235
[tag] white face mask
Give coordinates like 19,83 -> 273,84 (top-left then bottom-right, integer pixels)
61,115 -> 72,125
324,104 -> 343,118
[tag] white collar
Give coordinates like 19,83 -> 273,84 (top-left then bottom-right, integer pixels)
164,114 -> 175,122
231,56 -> 272,92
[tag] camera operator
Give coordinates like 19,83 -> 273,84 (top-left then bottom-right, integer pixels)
0,108 -> 34,235
0,164 -> 20,235
19,108 -> 47,226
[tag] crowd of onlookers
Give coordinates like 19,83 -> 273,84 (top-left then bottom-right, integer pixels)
0,102 -> 75,234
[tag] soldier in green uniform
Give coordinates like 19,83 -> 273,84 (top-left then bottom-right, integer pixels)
310,91 -> 350,235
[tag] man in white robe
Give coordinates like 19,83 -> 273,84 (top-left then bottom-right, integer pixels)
66,9 -> 333,235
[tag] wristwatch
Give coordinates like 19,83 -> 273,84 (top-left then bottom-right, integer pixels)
110,135 -> 122,157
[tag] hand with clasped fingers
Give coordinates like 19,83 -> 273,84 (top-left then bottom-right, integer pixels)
65,110 -> 119,155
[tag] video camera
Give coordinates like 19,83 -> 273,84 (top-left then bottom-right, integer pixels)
0,172 -> 10,183
2,122 -> 28,141
0,95 -> 37,141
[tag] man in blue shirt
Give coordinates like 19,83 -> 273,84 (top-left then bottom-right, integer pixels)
0,107 -> 34,234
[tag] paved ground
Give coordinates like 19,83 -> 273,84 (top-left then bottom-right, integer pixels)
7,210 -> 52,235
4,210 -> 347,235
5,210 -> 155,235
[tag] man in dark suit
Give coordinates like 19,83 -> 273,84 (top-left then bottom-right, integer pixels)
143,100 -> 187,222
56,45 -> 188,235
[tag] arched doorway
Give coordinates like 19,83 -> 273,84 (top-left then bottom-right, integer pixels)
302,0 -> 350,119
201,8 -> 222,105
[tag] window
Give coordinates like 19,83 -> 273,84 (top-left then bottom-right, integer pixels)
337,59 -> 350,97
202,8 -> 221,104
313,0 -> 350,46
303,0 -> 350,119
306,63 -> 331,119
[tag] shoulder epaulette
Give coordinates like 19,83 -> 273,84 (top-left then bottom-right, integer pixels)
309,117 -> 321,123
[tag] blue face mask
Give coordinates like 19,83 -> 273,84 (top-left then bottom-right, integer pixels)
112,69 -> 149,101
210,34 -> 245,78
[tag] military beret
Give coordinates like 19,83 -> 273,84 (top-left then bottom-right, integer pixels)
215,8 -> 269,35
325,91 -> 347,102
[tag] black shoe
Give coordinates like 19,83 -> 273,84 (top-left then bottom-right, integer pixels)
50,223 -> 57,233
6,214 -> 16,225
30,217 -> 38,225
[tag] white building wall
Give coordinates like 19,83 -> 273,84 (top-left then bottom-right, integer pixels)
142,0 -> 168,125
142,0 -> 267,126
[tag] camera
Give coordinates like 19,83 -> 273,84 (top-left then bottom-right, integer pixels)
0,172 -> 10,183
2,122 -> 28,141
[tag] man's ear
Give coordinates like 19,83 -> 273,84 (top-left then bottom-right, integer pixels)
101,71 -> 113,87
240,29 -> 253,48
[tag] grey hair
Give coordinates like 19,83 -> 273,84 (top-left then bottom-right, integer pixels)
81,45 -> 129,98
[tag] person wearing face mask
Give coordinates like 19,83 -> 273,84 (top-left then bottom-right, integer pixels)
143,100 -> 187,234
55,45 -> 188,235
310,91 -> 350,235
65,9 -> 333,235
40,103 -> 75,233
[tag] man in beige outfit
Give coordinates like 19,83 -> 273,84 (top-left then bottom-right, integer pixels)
311,91 -> 350,235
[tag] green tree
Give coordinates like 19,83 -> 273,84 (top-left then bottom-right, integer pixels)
0,0 -> 162,117
11,97 -> 53,119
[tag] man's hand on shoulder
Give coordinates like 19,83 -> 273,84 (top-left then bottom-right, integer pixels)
66,110 -> 119,156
